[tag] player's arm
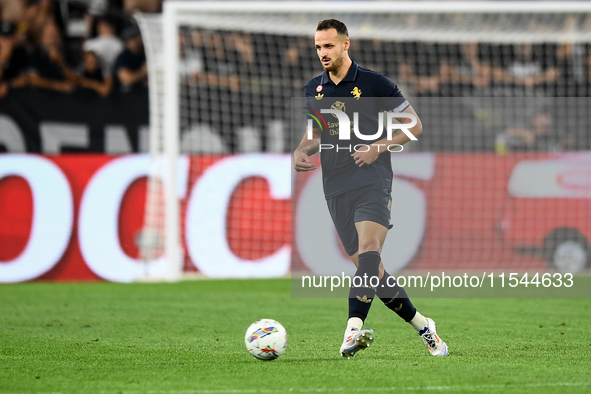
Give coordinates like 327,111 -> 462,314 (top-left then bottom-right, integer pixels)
352,105 -> 423,167
293,126 -> 320,172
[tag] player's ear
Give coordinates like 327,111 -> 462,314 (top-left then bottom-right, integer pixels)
343,37 -> 350,51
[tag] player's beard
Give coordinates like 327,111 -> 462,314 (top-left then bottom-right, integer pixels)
321,52 -> 343,72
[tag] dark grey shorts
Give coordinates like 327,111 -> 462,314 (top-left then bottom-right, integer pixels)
326,185 -> 392,256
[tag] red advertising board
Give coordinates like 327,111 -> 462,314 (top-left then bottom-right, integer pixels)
1,153 -> 589,282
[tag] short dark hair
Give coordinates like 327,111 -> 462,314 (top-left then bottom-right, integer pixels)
316,19 -> 348,37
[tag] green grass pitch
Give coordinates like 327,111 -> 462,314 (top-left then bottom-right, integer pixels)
0,279 -> 590,393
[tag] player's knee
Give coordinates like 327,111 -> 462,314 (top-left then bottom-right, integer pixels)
358,239 -> 381,254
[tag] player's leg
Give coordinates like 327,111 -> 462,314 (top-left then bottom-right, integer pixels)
355,223 -> 449,356
348,219 -> 387,324
327,189 -> 378,358
338,219 -> 387,358
373,269 -> 449,356
351,186 -> 394,329
354,188 -> 449,357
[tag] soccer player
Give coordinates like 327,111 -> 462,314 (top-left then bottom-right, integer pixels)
293,19 -> 449,358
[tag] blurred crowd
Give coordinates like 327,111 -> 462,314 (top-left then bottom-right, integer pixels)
178,31 -> 591,98
177,28 -> 591,152
0,0 -> 160,98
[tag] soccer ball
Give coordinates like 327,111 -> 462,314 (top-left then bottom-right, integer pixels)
244,319 -> 288,360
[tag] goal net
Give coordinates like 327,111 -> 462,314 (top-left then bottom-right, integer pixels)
136,2 -> 591,281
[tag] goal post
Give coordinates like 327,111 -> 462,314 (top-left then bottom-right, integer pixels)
161,6 -> 182,281
136,1 -> 591,281
135,11 -> 182,281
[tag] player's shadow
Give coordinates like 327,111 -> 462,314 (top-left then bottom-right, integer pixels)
275,357 -> 342,363
241,355 -> 400,364
237,357 -> 338,364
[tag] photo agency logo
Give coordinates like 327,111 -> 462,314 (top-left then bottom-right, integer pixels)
302,104 -> 418,153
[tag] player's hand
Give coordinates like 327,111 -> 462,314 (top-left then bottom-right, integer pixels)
351,144 -> 380,167
293,149 -> 316,172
